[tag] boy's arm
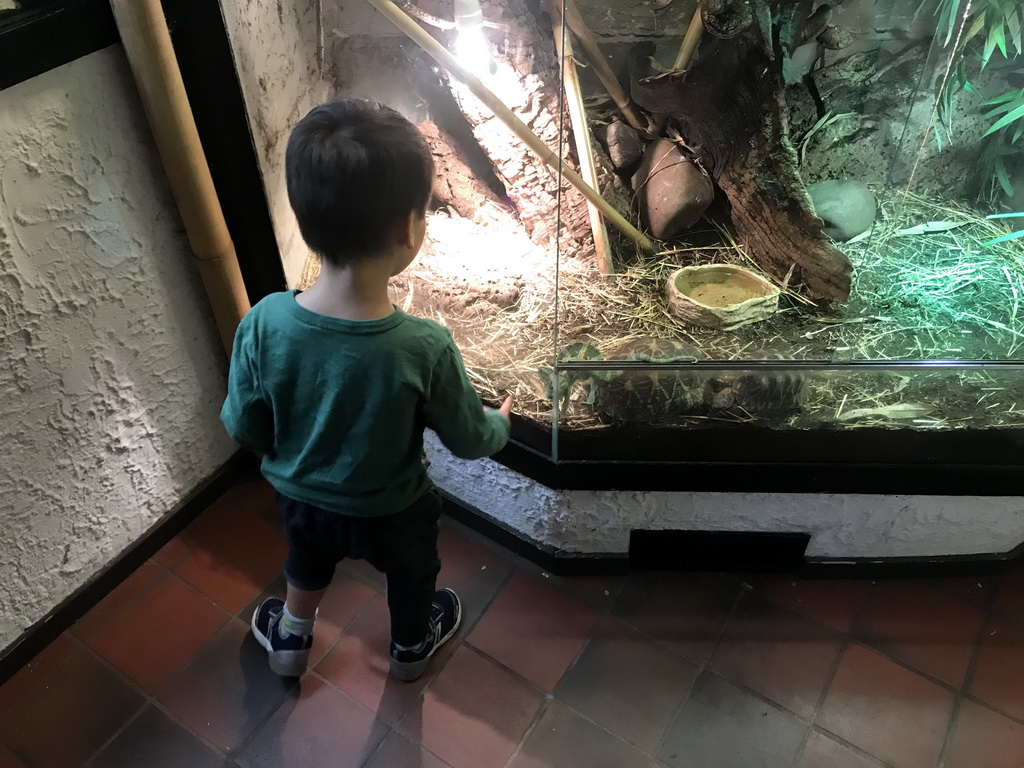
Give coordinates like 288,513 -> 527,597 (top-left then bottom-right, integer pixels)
220,316 -> 274,455
424,337 -> 511,460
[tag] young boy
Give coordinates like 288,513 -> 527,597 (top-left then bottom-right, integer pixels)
221,98 -> 513,681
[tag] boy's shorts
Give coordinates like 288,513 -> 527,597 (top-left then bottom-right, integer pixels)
278,489 -> 442,593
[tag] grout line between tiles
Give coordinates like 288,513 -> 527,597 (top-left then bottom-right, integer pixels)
79,700 -> 150,768
646,579 -> 749,764
806,724 -> 897,768
502,694 -> 554,768
934,599 -> 992,768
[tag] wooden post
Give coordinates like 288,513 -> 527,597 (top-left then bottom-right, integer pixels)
109,0 -> 250,354
365,0 -> 656,254
561,0 -> 646,133
549,0 -> 614,275
672,7 -> 704,72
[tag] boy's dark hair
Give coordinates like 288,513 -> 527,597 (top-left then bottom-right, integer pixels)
286,99 -> 434,265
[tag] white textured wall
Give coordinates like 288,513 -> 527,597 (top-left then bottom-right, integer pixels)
220,0 -> 330,288
425,433 -> 1024,560
0,48 -> 235,651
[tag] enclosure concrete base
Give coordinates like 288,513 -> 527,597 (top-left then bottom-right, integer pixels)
425,433 -> 1024,561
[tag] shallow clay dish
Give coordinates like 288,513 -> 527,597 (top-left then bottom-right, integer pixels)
666,264 -> 780,330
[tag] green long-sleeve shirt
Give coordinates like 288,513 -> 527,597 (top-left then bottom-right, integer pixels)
221,291 -> 510,516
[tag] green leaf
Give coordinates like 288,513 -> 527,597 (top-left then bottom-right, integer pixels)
982,22 -> 1004,67
965,10 -> 987,44
984,101 -> 1024,136
983,229 -> 1024,245
1008,7 -> 1022,54
996,158 -> 1015,197
943,0 -> 962,45
987,212 -> 1024,219
964,79 -> 978,94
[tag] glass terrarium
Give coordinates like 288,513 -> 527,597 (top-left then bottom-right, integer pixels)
300,0 -> 1024,471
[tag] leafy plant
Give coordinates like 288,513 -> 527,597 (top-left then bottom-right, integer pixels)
918,0 -> 1023,199
983,211 -> 1024,244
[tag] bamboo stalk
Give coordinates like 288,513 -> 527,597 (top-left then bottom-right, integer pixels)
561,0 -> 645,132
109,0 -> 251,355
672,7 -> 704,72
549,0 -> 613,275
365,0 -> 656,254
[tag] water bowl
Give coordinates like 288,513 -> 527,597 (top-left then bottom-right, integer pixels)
666,264 -> 780,330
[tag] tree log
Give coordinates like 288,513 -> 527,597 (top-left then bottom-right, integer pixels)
629,0 -> 852,301
441,0 -> 597,263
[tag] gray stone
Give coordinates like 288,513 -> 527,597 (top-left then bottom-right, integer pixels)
604,120 -> 644,174
806,178 -> 877,241
632,138 -> 714,240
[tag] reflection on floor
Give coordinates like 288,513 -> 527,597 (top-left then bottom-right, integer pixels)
3,478 -> 1024,768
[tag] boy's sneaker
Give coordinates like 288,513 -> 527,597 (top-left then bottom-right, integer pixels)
251,598 -> 313,677
389,588 -> 461,682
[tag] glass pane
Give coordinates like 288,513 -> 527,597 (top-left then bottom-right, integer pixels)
548,0 -> 1024,446
548,359 -> 1024,461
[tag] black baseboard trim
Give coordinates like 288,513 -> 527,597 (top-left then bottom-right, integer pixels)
801,544 -> 1024,579
0,451 -> 256,687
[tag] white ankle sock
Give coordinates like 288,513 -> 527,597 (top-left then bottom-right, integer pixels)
280,605 -> 316,637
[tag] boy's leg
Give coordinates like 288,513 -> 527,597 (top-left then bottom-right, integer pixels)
363,491 -> 461,681
252,495 -> 340,677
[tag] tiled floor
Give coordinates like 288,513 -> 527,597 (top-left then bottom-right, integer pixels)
3,479 -> 1024,767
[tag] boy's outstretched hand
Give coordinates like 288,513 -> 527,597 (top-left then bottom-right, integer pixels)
488,395 -> 514,422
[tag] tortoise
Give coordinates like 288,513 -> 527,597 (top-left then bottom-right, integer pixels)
539,337 -> 707,423
705,349 -> 807,415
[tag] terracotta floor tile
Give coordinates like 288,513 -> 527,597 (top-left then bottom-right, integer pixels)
943,699 -> 1024,768
854,582 -> 984,688
0,632 -> 77,714
153,530 -> 195,568
544,572 -> 627,613
316,595 -> 451,724
927,576 -> 999,610
90,574 -> 229,692
72,561 -> 163,642
364,731 -> 453,768
969,618 -> 1024,722
436,524 -> 515,629
0,741 -> 24,768
612,571 -> 741,664
337,557 -> 388,593
757,578 -> 867,633
236,675 -> 387,768
158,619 -> 295,754
86,704 -> 223,768
508,700 -> 650,768
658,671 -> 807,768
181,478 -> 275,545
398,645 -> 545,768
796,731 -> 886,768
244,572 -> 376,669
711,589 -> 844,720
468,569 -> 599,690
556,617 -> 698,753
992,566 -> 1024,627
0,647 -> 145,768
817,643 -> 955,768
174,514 -> 288,613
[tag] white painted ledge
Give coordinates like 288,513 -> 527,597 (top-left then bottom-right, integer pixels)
425,432 -> 1024,560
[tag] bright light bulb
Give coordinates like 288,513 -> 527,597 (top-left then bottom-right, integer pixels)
456,27 -> 495,76
454,0 -> 495,76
